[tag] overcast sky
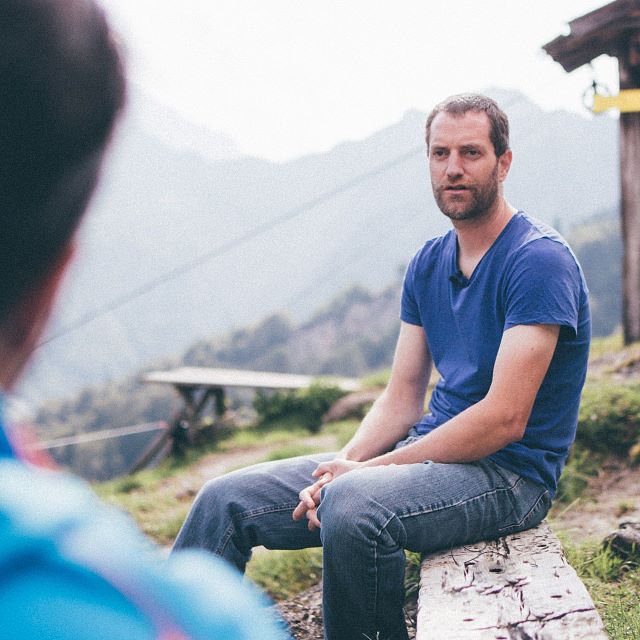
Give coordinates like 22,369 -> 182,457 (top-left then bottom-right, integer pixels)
101,1 -> 619,162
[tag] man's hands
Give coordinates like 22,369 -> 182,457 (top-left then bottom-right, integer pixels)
291,471 -> 332,530
292,459 -> 363,530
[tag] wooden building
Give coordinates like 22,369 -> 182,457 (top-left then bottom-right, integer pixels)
544,0 -> 640,344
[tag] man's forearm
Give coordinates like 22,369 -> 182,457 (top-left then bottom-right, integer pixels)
359,396 -> 523,467
340,392 -> 425,462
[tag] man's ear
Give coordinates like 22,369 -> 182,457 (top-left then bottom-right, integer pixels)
498,149 -> 513,182
0,241 -> 76,388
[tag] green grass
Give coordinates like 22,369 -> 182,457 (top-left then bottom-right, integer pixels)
552,447 -> 603,506
247,549 -> 323,601
577,380 -> 640,457
589,333 -> 625,360
246,546 -> 422,609
265,444 -> 325,461
561,536 -> 640,639
95,419 -> 358,545
403,551 -> 422,599
360,369 -> 391,389
215,423 -> 310,451
323,419 -> 359,449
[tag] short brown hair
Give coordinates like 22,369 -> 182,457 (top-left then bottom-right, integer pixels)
425,94 -> 510,157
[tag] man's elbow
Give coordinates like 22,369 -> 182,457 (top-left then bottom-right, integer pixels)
501,413 -> 528,444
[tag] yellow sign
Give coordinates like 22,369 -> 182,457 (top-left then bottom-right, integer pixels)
592,89 -> 640,113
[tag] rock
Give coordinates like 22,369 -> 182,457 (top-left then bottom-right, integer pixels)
603,519 -> 640,560
322,389 -> 381,423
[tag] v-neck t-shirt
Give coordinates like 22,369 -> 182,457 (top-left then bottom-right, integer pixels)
401,212 -> 590,496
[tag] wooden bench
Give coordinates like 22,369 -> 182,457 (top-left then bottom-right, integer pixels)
132,367 -> 361,472
416,521 -> 607,639
142,367 -> 360,434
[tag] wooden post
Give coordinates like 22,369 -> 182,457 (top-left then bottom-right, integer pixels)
619,32 -> 640,343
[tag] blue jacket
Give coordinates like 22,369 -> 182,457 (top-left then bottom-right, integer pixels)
0,410 -> 288,640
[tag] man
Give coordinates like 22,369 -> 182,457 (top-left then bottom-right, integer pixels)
174,94 -> 591,640
0,1 -> 287,638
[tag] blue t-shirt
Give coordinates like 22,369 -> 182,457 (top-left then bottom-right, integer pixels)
401,212 -> 590,496
0,402 -> 289,640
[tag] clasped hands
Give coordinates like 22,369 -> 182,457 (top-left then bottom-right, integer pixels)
291,458 -> 362,530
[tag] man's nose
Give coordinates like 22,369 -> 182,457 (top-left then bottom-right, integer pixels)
446,152 -> 463,178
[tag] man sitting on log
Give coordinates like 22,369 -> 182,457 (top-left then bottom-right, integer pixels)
174,93 -> 591,640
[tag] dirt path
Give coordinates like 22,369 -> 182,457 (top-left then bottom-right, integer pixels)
162,432 -> 338,502
549,459 -> 640,543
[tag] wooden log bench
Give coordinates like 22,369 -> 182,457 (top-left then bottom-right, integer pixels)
416,521 -> 607,639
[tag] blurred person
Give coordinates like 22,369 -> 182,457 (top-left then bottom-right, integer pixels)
173,94 -> 591,640
0,1 -> 287,638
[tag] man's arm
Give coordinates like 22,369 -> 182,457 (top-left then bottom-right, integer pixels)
324,323 -> 560,473
339,321 -> 433,461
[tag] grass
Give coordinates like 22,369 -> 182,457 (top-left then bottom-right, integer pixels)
589,333 -> 625,361
247,549 -> 324,601
215,423 -> 311,451
552,446 -> 603,506
360,369 -> 391,389
247,546 -> 423,609
97,471 -> 192,545
403,551 -> 422,599
322,419 -> 359,449
561,536 -> 640,639
265,444 -> 325,461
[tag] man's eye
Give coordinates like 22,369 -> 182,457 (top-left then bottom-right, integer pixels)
432,149 -> 446,157
465,149 -> 480,156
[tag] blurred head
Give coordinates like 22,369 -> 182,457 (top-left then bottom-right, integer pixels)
425,94 -> 510,158
0,0 -> 125,386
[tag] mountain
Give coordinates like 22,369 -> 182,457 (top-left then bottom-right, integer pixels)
19,88 -> 619,405
126,87 -> 239,163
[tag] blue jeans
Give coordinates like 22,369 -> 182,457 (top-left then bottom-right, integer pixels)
173,448 -> 550,640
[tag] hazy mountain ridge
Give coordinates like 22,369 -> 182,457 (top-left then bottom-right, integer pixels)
21,88 -> 618,405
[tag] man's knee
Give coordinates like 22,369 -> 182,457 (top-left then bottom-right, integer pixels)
318,471 -> 404,545
193,468 -> 262,513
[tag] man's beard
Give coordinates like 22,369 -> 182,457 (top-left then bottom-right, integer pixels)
432,164 -> 500,222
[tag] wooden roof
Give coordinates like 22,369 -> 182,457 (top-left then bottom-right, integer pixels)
543,0 -> 640,72
142,366 -> 361,392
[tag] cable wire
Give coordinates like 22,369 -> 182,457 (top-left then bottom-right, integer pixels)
37,146 -> 422,348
